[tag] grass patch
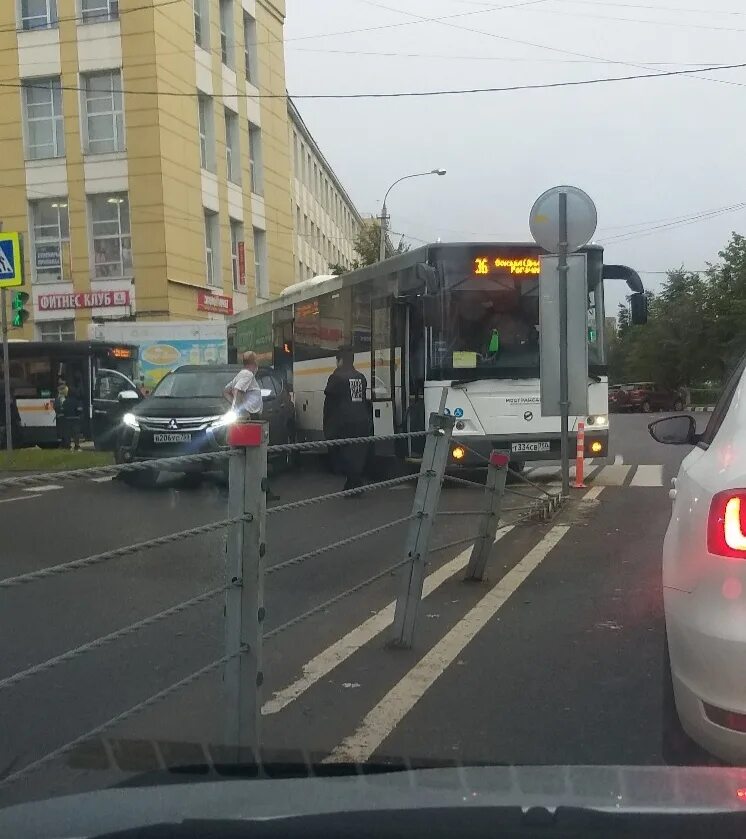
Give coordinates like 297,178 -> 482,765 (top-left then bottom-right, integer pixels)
0,448 -> 114,472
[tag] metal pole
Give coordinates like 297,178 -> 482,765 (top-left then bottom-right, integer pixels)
2,288 -> 12,452
379,203 -> 387,262
465,450 -> 509,581
558,192 -> 570,497
224,421 -> 267,757
390,408 -> 454,649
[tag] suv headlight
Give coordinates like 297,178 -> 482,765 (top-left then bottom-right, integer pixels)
210,410 -> 238,429
123,413 -> 140,430
586,415 -> 608,427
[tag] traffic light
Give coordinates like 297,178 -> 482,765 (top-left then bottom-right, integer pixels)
11,291 -> 29,328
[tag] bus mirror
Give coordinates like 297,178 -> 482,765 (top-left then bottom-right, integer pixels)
416,263 -> 439,289
118,390 -> 139,402
630,293 -> 648,326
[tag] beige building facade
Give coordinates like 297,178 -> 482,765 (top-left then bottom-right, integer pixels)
289,99 -> 363,281
0,0 -> 294,340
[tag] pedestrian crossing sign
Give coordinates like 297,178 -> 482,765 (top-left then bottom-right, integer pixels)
0,232 -> 22,288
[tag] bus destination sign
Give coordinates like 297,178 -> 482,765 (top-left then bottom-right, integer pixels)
473,255 -> 540,277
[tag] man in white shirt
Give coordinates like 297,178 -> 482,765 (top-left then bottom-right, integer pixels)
224,351 -> 262,418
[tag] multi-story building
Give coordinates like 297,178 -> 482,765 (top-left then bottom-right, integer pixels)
0,0 -> 294,340
288,99 -> 363,281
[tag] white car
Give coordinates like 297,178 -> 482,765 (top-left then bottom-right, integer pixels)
650,356 -> 746,764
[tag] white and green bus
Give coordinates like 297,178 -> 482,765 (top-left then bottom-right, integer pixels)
229,242 -> 645,467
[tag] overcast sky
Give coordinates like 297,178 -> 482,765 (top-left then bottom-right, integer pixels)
284,0 -> 746,311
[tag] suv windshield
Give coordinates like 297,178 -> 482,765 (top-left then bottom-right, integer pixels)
151,370 -> 233,398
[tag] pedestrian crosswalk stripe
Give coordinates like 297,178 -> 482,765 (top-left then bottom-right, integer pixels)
0,246 -> 13,275
630,464 -> 663,487
589,465 -> 631,486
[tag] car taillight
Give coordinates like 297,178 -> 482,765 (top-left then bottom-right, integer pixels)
708,491 -> 746,559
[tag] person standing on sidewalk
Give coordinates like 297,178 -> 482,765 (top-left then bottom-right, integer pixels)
58,385 -> 83,451
324,346 -> 370,492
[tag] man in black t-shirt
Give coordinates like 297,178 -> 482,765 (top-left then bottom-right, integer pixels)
324,347 -> 370,492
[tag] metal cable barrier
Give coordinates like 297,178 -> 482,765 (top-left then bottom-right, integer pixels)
0,418 -> 563,794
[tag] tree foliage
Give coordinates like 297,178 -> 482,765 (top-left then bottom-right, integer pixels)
330,219 -> 410,276
609,232 -> 746,387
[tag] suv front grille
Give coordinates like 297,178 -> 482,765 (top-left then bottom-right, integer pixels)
138,416 -> 221,433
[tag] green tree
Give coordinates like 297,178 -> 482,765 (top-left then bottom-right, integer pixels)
330,220 -> 409,275
704,232 -> 746,379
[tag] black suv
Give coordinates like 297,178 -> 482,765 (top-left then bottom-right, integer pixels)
116,365 -> 294,486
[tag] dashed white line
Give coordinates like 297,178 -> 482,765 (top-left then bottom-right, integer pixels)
23,485 -> 62,493
91,476 -> 115,483
582,485 -> 605,502
593,465 -> 631,486
262,527 -> 514,716
0,494 -> 42,504
630,464 -> 664,487
324,525 -> 571,764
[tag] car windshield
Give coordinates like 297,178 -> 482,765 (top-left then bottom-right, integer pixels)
151,371 -> 233,398
8,0 -> 746,830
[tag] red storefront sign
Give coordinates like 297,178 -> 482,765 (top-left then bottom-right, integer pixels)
38,290 -> 131,310
197,290 -> 234,315
237,242 -> 246,288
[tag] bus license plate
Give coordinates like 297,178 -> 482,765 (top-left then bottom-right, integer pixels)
153,433 -> 192,444
511,441 -> 550,453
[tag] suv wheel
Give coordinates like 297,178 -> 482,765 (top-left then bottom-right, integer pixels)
642,400 -> 652,413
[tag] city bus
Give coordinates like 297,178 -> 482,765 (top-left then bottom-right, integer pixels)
0,341 -> 140,448
229,242 -> 645,468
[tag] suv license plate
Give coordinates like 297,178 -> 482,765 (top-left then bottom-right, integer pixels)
153,433 -> 192,444
511,441 -> 550,453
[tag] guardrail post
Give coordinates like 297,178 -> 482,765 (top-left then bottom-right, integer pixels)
224,421 -> 267,755
390,409 -> 454,649
465,450 -> 509,582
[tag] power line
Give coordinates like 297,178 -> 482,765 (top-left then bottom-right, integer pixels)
600,203 -> 746,244
599,203 -> 746,233
7,60 -> 746,99
358,0 -> 746,89
554,0 -> 746,17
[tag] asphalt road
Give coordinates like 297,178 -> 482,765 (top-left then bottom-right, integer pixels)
0,412 -> 711,807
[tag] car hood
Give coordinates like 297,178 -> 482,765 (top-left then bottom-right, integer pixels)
5,765 -> 746,837
132,397 -> 230,419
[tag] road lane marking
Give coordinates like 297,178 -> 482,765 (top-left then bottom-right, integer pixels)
582,485 -> 605,501
593,465 -> 630,486
262,528 -> 514,716
613,454 -> 624,466
91,476 -> 115,483
23,485 -> 62,493
630,464 -> 663,487
324,525 -> 571,764
0,494 -> 42,504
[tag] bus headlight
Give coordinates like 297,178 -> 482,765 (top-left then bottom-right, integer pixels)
123,413 -> 140,430
211,410 -> 238,429
586,415 -> 608,427
452,445 -> 466,461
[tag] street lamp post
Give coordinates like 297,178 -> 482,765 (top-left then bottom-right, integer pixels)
379,169 -> 446,262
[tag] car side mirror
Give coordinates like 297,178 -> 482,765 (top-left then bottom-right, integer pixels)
118,390 -> 140,402
630,292 -> 648,326
260,388 -> 274,399
648,415 -> 698,446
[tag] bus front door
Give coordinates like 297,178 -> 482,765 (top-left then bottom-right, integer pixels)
371,297 -> 405,457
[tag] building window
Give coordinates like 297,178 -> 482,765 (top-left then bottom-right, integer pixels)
31,198 -> 69,283
296,204 -> 301,234
197,93 -> 215,171
243,12 -> 258,85
193,0 -> 209,48
303,214 -> 309,237
90,193 -> 131,279
20,0 -> 57,30
82,71 -> 124,154
224,108 -> 240,184
230,220 -> 243,289
204,210 -> 219,286
297,259 -> 302,281
248,122 -> 263,195
253,227 -> 267,298
38,319 -> 75,342
23,77 -> 64,160
293,132 -> 300,177
219,0 -> 233,68
81,0 -> 118,24
306,152 -> 311,187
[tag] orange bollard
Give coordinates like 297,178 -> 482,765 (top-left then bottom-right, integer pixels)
573,421 -> 586,488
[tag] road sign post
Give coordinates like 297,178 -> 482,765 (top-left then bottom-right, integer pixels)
530,186 -> 597,497
0,231 -> 23,453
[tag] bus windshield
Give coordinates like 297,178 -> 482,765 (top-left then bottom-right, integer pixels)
427,247 -> 605,380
